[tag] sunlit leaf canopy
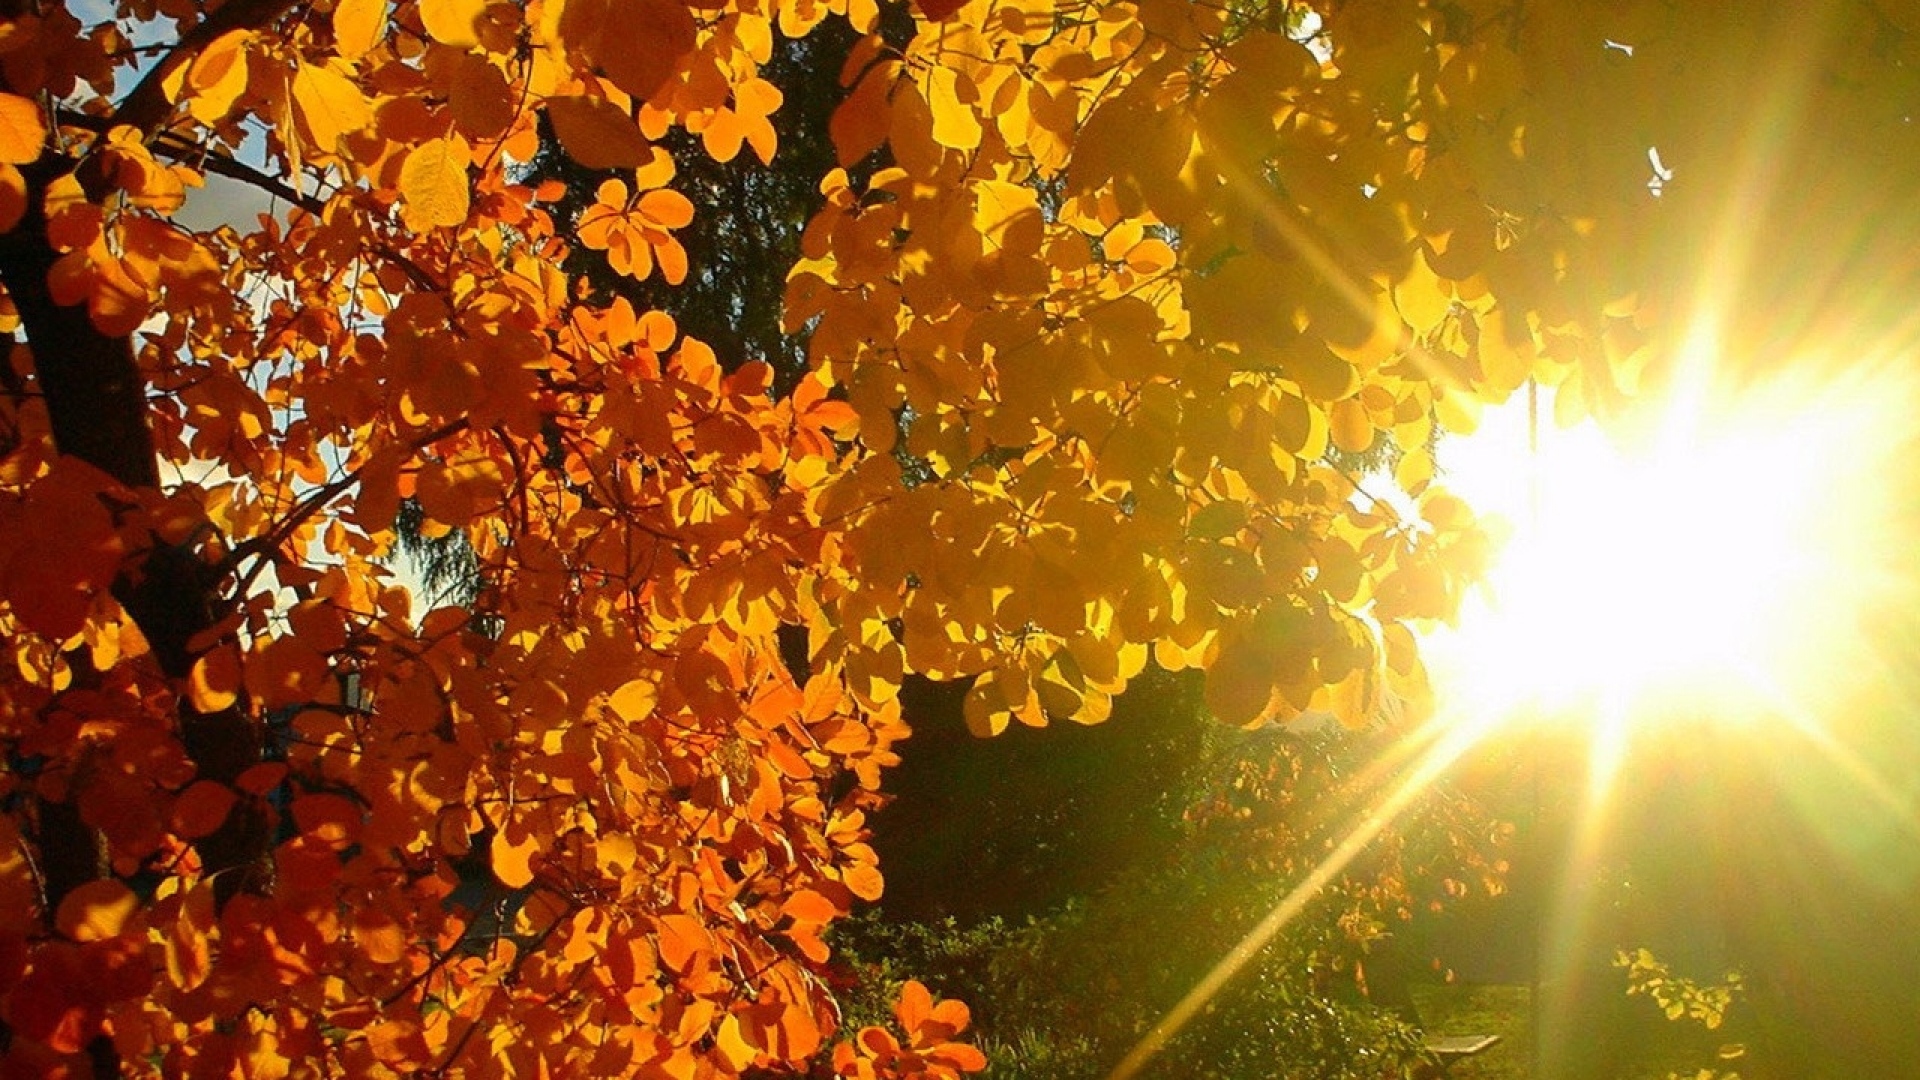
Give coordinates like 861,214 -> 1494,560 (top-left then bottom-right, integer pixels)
0,0 -> 1918,1076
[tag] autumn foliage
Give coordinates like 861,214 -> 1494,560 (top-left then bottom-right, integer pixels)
0,0 -> 1915,1075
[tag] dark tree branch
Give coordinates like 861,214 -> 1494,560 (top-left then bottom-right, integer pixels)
0,158 -> 159,486
57,109 -> 328,216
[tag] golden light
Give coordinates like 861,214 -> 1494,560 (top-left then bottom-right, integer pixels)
1429,352 -> 1913,734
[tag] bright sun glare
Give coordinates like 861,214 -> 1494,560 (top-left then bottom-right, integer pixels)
1430,354 -> 1909,734
1105,357 -> 1920,1080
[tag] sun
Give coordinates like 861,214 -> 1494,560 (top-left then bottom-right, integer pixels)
1428,355 -> 1912,733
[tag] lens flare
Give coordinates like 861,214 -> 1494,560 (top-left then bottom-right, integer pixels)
1431,356 -> 1913,731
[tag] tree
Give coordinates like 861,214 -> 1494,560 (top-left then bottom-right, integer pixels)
0,0 -> 1913,1077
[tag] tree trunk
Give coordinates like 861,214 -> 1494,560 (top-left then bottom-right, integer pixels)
0,156 -> 269,1079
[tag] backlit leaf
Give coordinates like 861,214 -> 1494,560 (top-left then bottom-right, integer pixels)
0,92 -> 44,163
399,134 -> 472,230
608,678 -> 657,720
332,0 -> 388,59
419,0 -> 486,48
290,61 -> 372,154
492,824 -> 539,889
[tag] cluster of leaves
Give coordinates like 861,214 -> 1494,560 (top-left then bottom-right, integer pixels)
0,0 -> 1912,1076
1616,948 -> 1747,1080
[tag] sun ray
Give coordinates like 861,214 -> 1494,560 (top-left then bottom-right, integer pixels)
1102,711 -> 1499,1080
1533,709 -> 1632,1075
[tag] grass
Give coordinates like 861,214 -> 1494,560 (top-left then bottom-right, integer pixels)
1411,983 -> 1532,1080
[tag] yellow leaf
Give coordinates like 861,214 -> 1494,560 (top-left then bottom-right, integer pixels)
607,678 -> 657,721
170,30 -> 250,126
716,1013 -> 757,1072
399,134 -> 472,230
1435,385 -> 1481,434
1475,307 -> 1534,395
1273,388 -> 1329,460
332,0 -> 388,60
290,62 -> 372,155
926,66 -> 981,150
546,95 -> 650,170
1330,397 -> 1374,454
0,92 -> 45,164
1392,248 -> 1452,337
418,0 -> 485,48
55,879 -> 138,942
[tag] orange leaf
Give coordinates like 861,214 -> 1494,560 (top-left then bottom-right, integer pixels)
415,453 -> 504,527
85,248 -> 153,337
843,862 -> 884,902
9,944 -> 99,1052
0,458 -> 123,640
593,0 -> 696,102
831,59 -> 895,167
178,29 -> 250,126
780,888 -> 838,925
161,880 -> 216,993
366,1017 -> 429,1066
169,780 -> 237,840
353,908 -> 407,965
655,913 -> 711,973
491,824 -> 538,888
446,50 -> 516,140
547,95 -> 650,170
55,880 -> 138,942
637,187 -> 694,229
188,646 -> 243,713
292,792 -> 363,850
236,762 -> 289,796
0,92 -> 45,163
893,979 -> 933,1032
0,162 -> 24,233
